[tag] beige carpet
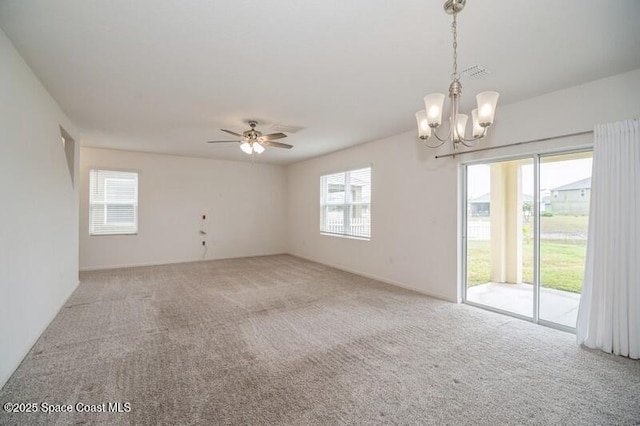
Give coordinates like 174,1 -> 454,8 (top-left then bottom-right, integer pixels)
1,254 -> 638,425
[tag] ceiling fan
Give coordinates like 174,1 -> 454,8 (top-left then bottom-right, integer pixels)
207,121 -> 293,154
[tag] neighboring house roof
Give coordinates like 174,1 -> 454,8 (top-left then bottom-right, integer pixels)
469,193 -> 490,203
552,177 -> 591,191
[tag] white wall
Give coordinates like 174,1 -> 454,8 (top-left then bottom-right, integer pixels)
79,148 -> 288,270
287,131 -> 459,301
287,69 -> 640,302
0,28 -> 80,388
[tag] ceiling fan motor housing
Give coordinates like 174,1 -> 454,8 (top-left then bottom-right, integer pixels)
243,129 -> 261,139
244,121 -> 261,139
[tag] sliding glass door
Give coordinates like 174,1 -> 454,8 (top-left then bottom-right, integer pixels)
538,152 -> 592,328
465,159 -> 534,319
463,150 -> 592,330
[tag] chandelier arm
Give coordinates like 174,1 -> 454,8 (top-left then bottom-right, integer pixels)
457,138 -> 477,148
442,85 -> 458,143
451,98 -> 458,142
459,126 -> 488,144
457,127 -> 488,147
431,126 -> 452,142
422,138 -> 447,149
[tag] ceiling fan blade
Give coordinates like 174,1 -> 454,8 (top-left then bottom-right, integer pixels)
259,132 -> 287,141
221,129 -> 243,137
261,140 -> 293,149
207,140 -> 241,143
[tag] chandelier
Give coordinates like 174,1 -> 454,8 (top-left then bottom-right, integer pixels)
415,0 -> 499,151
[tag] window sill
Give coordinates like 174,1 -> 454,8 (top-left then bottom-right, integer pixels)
90,233 -> 138,237
320,232 -> 370,241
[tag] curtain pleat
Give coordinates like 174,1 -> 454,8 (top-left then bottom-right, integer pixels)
576,118 -> 639,359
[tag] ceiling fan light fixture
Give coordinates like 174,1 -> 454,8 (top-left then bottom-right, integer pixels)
253,143 -> 265,154
240,142 -> 253,154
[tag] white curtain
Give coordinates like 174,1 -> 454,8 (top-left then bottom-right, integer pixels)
576,118 -> 639,359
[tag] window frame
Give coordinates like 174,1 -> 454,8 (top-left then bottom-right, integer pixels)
89,169 -> 139,236
320,166 -> 371,240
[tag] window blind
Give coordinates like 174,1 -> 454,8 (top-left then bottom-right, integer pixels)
89,169 -> 138,235
320,167 -> 371,239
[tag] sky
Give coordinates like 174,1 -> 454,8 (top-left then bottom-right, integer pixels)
467,157 -> 593,199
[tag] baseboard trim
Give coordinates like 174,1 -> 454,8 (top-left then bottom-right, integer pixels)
288,253 -> 455,303
80,259 -> 195,272
79,252 -> 288,272
0,279 -> 80,390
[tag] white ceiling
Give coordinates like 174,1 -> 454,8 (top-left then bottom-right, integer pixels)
1,0 -> 639,165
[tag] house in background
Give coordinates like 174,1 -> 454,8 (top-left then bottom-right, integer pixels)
468,193 -> 491,217
550,177 -> 591,216
468,193 -> 535,217
540,189 -> 552,213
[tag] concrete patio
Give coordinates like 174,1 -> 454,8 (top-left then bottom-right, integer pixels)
466,282 -> 581,328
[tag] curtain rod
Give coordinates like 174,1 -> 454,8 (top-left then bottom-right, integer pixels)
434,130 -> 593,159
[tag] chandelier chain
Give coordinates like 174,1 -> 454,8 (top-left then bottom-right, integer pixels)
451,6 -> 458,81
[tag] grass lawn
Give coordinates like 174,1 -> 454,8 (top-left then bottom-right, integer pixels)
539,215 -> 589,234
466,239 -> 586,293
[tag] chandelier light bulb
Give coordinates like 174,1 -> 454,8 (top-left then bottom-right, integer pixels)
471,109 -> 484,138
424,93 -> 445,127
454,114 -> 468,141
415,110 -> 431,139
471,108 -> 484,138
476,91 -> 500,126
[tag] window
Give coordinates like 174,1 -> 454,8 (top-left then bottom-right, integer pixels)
89,169 -> 138,235
320,167 -> 371,239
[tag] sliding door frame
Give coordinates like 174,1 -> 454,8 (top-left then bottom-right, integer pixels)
536,148 -> 593,333
460,147 -> 593,333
